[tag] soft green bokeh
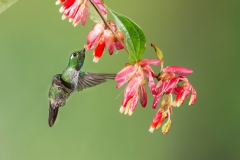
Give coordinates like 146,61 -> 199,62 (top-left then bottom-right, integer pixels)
0,0 -> 18,14
0,0 -> 239,160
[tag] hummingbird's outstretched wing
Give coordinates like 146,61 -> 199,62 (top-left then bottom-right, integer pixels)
77,71 -> 116,91
48,74 -> 70,127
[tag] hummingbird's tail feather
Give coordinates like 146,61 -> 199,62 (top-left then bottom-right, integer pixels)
78,72 -> 116,91
48,106 -> 59,127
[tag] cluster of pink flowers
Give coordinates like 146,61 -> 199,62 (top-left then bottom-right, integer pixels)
55,0 -> 107,26
115,59 -> 161,115
85,21 -> 124,62
55,0 -> 197,135
56,0 -> 124,62
149,66 -> 197,134
115,62 -> 197,134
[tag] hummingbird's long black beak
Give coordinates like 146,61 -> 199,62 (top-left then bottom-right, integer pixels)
76,48 -> 85,58
82,48 -> 86,53
78,48 -> 85,58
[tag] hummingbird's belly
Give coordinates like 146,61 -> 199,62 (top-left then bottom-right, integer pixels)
68,70 -> 79,90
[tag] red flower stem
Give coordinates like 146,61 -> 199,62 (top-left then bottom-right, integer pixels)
89,0 -> 129,54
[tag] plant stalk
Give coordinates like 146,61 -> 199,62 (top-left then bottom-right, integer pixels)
90,0 -> 129,54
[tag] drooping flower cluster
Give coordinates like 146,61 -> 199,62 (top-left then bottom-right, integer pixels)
55,1 -> 125,62
54,0 -> 198,135
85,21 -> 124,62
115,44 -> 197,134
149,66 -> 197,134
55,0 -> 107,26
115,59 -> 161,115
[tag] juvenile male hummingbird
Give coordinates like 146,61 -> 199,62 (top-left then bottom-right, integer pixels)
48,49 -> 116,127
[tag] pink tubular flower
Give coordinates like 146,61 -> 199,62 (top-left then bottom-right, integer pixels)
85,21 -> 124,62
115,59 -> 161,115
149,66 -> 197,133
55,0 -> 107,26
149,107 -> 171,134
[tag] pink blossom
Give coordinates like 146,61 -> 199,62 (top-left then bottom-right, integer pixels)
149,66 -> 197,133
55,0 -> 107,26
149,108 -> 167,133
85,21 -> 124,62
115,59 -> 161,115
162,66 -> 193,76
152,66 -> 196,109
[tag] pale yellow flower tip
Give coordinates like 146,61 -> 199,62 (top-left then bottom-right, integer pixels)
119,106 -> 124,113
128,110 -> 133,116
149,127 -> 155,133
93,57 -> 99,63
59,7 -> 64,13
62,15 -> 67,20
73,23 -> 78,27
55,0 -> 61,5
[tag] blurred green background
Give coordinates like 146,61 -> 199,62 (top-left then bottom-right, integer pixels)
0,0 -> 239,160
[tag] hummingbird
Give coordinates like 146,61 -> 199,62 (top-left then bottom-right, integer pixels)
48,48 -> 116,127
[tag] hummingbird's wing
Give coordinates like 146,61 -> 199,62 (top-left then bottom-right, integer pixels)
77,71 -> 116,91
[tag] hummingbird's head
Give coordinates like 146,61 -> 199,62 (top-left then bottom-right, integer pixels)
68,49 -> 85,71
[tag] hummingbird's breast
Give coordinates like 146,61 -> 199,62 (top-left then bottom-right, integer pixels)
61,67 -> 79,90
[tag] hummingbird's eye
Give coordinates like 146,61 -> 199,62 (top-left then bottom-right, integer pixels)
73,53 -> 77,57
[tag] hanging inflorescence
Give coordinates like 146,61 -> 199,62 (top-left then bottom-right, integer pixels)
55,0 -> 197,134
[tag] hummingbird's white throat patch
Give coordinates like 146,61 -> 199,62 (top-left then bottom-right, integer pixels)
68,67 -> 79,88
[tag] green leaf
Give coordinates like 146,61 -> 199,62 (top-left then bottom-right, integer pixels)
109,9 -> 146,63
0,0 -> 18,15
89,4 -> 107,23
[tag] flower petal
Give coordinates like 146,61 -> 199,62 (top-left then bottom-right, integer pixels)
139,85 -> 147,108
155,80 -> 163,90
189,86 -> 197,105
139,59 -> 161,66
162,66 -> 193,76
122,76 -> 141,107
115,65 -> 135,84
172,84 -> 181,95
85,23 -> 104,50
164,77 -> 179,93
56,0 -> 66,5
104,29 -> 115,55
144,66 -> 157,95
173,83 -> 192,107
91,0 -> 108,14
149,108 -> 164,133
115,31 -> 124,50
80,2 -> 89,25
73,4 -> 85,26
62,7 -> 71,17
93,38 -> 105,62
68,1 -> 80,19
62,0 -> 75,10
129,93 -> 139,115
152,89 -> 162,109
